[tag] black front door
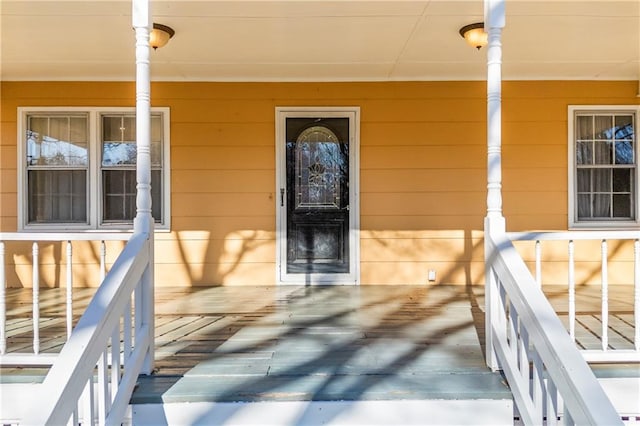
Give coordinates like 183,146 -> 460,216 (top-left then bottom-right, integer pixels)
285,117 -> 350,274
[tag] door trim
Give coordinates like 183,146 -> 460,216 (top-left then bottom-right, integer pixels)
275,107 -> 360,285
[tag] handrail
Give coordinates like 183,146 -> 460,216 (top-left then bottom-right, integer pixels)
508,230 -> 640,241
0,231 -> 131,241
486,229 -> 622,425
21,231 -> 153,426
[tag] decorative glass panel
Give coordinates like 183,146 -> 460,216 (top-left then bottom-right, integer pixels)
295,126 -> 342,209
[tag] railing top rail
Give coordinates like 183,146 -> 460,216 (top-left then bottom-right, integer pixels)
487,231 -> 622,425
0,232 -> 132,242
507,230 -> 640,242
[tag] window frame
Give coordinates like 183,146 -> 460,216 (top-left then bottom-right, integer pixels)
18,106 -> 171,231
568,105 -> 639,229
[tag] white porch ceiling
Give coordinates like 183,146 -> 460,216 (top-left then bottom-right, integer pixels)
1,0 -> 638,82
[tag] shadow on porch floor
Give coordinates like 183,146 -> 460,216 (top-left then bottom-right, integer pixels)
129,284 -> 512,424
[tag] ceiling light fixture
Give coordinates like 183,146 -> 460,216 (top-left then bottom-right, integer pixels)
459,22 -> 487,50
149,23 -> 175,50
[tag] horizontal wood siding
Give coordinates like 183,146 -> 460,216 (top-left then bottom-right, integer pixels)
1,81 -> 638,287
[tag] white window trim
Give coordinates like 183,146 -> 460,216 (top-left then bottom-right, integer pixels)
17,106 -> 171,231
568,105 -> 639,230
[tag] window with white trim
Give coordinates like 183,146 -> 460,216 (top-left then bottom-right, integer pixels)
569,106 -> 637,228
18,107 -> 170,230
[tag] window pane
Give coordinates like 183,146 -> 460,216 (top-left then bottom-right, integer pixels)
614,115 -> 633,139
49,117 -> 68,142
28,170 -> 87,223
594,115 -> 613,139
594,141 -> 612,164
102,115 -> 137,166
576,115 -> 593,140
576,142 -> 592,164
151,170 -> 162,221
592,194 -> 611,218
577,194 -> 591,218
615,141 -> 634,165
103,169 -> 162,223
593,169 -> 610,192
577,169 -> 590,192
613,194 -> 631,218
103,170 -> 136,221
151,115 -> 162,142
613,169 -> 631,192
27,115 -> 88,166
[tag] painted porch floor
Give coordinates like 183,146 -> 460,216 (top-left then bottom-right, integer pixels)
2,284 -> 638,424
132,285 -> 508,405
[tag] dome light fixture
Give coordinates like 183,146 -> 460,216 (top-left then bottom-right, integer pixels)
459,22 -> 487,50
149,23 -> 175,50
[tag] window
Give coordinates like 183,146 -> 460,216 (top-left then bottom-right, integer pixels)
569,106 -> 638,228
18,107 -> 170,230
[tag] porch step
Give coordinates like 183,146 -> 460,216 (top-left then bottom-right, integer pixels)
131,399 -> 514,425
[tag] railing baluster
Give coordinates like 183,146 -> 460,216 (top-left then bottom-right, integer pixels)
124,299 -> 132,361
535,240 -> 542,287
100,240 -> 106,283
111,321 -> 121,404
568,240 -> 575,341
508,301 -> 518,364
531,350 -> 544,425
519,324 -> 530,387
98,350 -> 109,424
634,239 -> 639,351
32,241 -> 40,354
0,241 -> 5,354
66,241 -> 73,339
546,378 -> 559,426
83,375 -> 95,426
601,239 -> 609,351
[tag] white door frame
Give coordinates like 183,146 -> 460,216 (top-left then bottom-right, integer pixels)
275,107 -> 360,285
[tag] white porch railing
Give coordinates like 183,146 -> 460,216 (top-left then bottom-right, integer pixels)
485,225 -> 622,425
508,230 -> 640,363
17,231 -> 153,426
0,232 -> 130,365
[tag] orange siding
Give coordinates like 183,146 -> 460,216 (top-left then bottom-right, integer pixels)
1,81 -> 638,287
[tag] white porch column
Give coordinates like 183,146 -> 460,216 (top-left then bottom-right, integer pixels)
484,0 -> 505,371
132,0 -> 155,374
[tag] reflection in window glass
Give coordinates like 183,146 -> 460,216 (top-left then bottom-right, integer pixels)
101,113 -> 164,223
